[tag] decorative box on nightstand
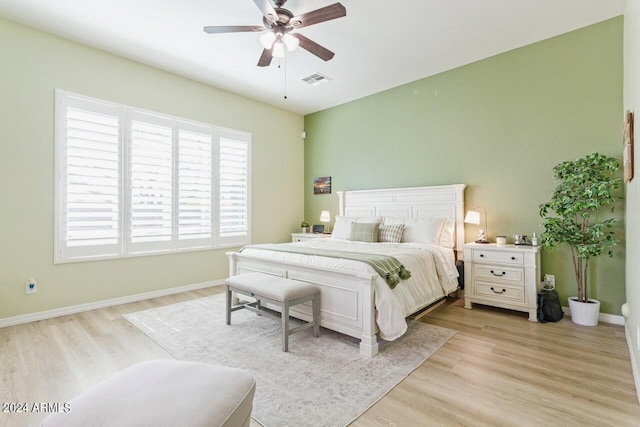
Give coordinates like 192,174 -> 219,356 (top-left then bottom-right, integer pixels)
463,243 -> 541,321
291,233 -> 332,243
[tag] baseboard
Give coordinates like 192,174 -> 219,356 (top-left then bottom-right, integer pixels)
561,306 -> 625,326
0,279 -> 225,329
625,322 -> 640,404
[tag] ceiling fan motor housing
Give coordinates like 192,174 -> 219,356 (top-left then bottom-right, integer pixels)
264,7 -> 300,32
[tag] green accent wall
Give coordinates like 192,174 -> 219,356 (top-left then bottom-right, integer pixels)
304,17 -> 624,315
0,18 -> 303,320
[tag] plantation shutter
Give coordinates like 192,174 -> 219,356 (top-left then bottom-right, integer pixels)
177,124 -> 213,247
218,130 -> 251,246
127,113 -> 173,253
55,95 -> 122,262
55,90 -> 252,262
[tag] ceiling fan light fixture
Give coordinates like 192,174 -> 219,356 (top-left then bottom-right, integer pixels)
283,33 -> 299,52
272,40 -> 285,58
259,31 -> 276,49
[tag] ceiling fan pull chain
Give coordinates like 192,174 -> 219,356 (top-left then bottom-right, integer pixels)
283,56 -> 288,99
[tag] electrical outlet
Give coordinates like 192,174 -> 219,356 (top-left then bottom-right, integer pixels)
25,278 -> 37,294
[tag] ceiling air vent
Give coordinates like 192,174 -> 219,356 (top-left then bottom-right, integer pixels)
302,73 -> 332,86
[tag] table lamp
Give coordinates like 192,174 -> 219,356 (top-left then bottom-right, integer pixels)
464,206 -> 489,243
320,210 -> 331,233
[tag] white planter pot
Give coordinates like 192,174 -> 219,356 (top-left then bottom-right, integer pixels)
568,297 -> 600,326
301,228 -> 308,234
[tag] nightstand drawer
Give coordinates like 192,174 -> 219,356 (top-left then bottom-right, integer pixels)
475,281 -> 525,303
475,265 -> 524,284
473,250 -> 524,265
291,233 -> 331,242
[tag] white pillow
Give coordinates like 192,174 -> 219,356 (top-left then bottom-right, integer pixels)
439,219 -> 456,248
402,217 -> 446,244
384,216 -> 455,247
331,216 -> 356,239
383,216 -> 406,225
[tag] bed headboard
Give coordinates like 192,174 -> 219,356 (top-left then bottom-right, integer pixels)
336,184 -> 467,255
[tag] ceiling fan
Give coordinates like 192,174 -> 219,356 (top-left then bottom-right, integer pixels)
203,0 -> 346,67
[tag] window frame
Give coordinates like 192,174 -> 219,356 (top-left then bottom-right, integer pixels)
54,90 -> 251,264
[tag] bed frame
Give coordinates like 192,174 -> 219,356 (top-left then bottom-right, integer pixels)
227,184 -> 466,357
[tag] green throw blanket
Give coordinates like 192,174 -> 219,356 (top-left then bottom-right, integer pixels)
242,243 -> 411,289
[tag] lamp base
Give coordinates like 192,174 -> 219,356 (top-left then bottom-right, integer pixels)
475,239 -> 490,244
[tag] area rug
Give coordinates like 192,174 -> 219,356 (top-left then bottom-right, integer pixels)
124,293 -> 455,427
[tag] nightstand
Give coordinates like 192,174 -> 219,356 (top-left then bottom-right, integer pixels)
463,243 -> 541,321
291,233 -> 332,243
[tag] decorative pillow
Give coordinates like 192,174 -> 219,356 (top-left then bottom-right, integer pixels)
349,222 -> 379,243
378,224 -> 404,243
439,219 -> 456,248
332,215 -> 382,239
331,216 -> 356,240
402,217 -> 446,244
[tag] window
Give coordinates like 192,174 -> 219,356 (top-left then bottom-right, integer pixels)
55,90 -> 251,263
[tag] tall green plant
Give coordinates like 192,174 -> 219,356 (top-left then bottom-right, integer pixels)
539,153 -> 621,303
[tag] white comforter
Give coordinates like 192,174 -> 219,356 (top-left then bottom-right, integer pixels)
240,239 -> 459,341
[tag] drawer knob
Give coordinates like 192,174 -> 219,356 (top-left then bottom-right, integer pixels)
490,287 -> 506,294
490,270 -> 506,277
511,256 -> 516,260
480,254 -> 484,257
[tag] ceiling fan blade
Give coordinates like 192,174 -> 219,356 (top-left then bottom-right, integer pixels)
257,48 -> 274,67
203,25 -> 264,34
253,0 -> 278,24
290,3 -> 346,29
293,34 -> 335,61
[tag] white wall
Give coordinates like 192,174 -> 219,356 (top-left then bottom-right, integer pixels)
624,0 -> 640,401
0,18 -> 304,320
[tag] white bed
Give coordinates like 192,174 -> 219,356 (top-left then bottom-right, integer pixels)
227,184 -> 466,357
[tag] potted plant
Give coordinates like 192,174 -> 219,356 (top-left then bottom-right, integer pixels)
300,220 -> 310,234
539,152 -> 621,326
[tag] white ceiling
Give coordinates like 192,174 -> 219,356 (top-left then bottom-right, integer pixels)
0,0 -> 625,115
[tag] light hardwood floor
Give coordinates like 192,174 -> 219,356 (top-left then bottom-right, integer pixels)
2,286 -> 639,427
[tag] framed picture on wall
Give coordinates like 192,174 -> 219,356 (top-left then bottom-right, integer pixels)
624,110 -> 634,183
314,176 -> 331,194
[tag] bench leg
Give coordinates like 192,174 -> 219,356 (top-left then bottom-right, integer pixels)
312,292 -> 320,338
226,286 -> 232,325
282,301 -> 289,352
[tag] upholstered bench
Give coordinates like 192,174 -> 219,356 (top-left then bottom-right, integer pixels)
41,359 -> 256,427
225,272 -> 320,352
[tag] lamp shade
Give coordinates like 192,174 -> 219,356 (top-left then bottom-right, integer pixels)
464,210 -> 480,225
320,210 -> 331,223
283,33 -> 299,51
259,31 -> 276,49
272,40 -> 285,58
